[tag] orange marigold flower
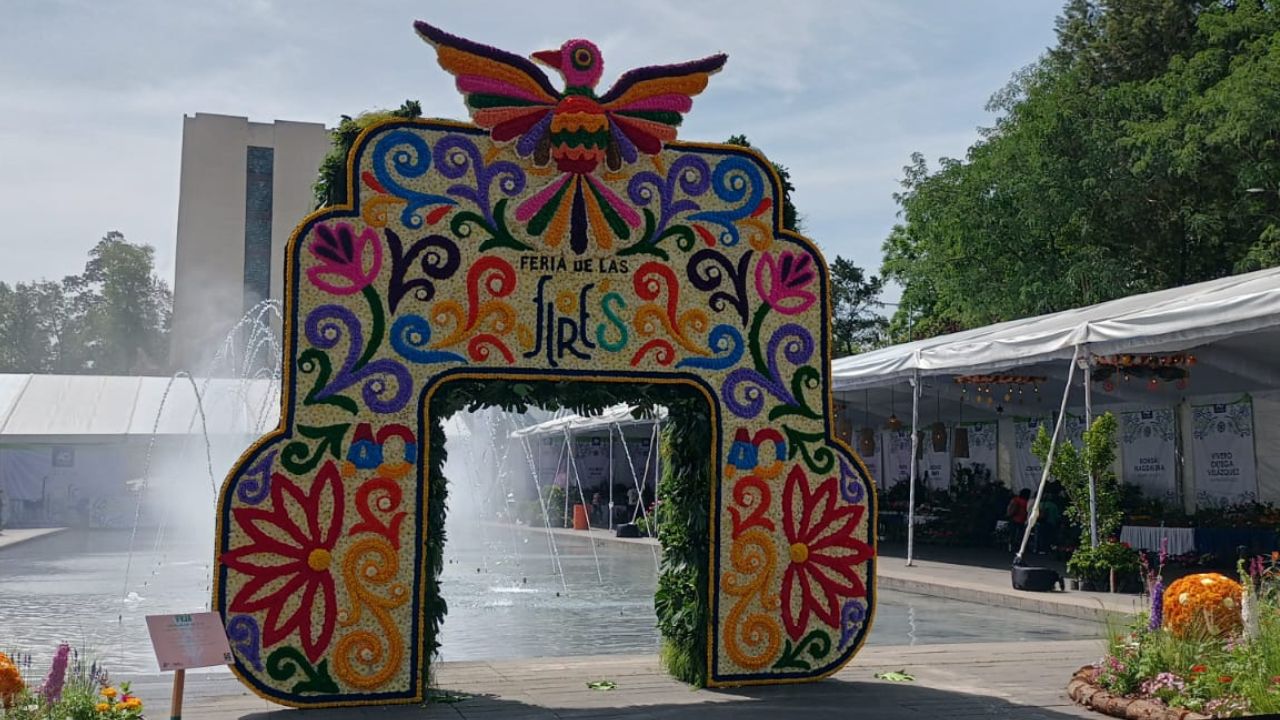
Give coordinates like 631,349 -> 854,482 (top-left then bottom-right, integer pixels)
1191,664 -> 1207,674
1219,675 -> 1233,684
1162,573 -> 1243,636
95,702 -> 109,712
100,686 -> 117,698
0,652 -> 24,703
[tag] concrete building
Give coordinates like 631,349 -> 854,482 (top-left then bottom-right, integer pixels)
169,113 -> 330,371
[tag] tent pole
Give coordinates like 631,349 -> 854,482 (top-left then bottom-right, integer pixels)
608,425 -> 615,530
1082,345 -> 1098,547
1017,345 -> 1081,564
906,370 -> 921,567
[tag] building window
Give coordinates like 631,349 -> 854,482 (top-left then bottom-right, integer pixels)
243,146 -> 274,312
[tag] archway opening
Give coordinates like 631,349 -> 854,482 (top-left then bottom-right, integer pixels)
426,378 -> 713,684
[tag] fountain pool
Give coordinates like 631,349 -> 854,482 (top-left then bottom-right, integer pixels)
0,528 -> 1102,674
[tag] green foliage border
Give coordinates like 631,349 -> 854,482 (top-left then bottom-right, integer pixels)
424,373 -> 713,686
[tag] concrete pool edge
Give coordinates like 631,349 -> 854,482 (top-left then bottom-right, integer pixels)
0,527 -> 67,551
505,523 -> 1141,623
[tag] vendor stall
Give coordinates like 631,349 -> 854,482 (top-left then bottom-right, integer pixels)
832,267 -> 1280,563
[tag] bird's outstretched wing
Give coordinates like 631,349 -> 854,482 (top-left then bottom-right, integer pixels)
599,54 -> 728,165
414,21 -> 562,158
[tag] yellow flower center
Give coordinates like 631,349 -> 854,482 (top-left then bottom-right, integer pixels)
308,548 -> 332,572
790,542 -> 810,564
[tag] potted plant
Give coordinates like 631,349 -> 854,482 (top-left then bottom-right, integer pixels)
1068,539 -> 1141,592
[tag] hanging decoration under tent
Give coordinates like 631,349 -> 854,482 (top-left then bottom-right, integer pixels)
1092,353 -> 1194,392
954,375 -> 1045,407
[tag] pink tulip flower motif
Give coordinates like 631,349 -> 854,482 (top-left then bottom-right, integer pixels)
755,251 -> 817,315
306,222 -> 382,295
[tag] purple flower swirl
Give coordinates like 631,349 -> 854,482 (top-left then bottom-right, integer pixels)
628,155 -> 711,238
226,615 -> 264,671
304,305 -> 413,414
236,449 -> 277,505
433,134 -> 526,226
722,323 -> 815,419
840,599 -> 867,649
839,458 -> 866,504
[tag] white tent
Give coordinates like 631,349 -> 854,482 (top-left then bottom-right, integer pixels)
831,268 -> 1280,563
509,403 -> 667,438
834,267 -> 1280,391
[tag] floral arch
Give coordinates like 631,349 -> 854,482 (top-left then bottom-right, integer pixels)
212,21 -> 876,708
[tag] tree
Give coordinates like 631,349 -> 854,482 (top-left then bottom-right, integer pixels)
828,256 -> 885,356
314,100 -> 423,208
73,231 -> 172,374
883,1 -> 1280,337
0,232 -> 171,374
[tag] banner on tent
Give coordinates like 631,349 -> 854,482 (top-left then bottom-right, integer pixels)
1064,413 -> 1085,448
1121,408 -> 1178,500
955,421 -> 997,477
1191,398 -> 1258,504
571,436 -> 610,491
923,429 -> 950,489
1013,417 -> 1047,492
883,429 -> 913,487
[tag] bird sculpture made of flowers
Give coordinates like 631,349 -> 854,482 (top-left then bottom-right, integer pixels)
415,22 -> 726,254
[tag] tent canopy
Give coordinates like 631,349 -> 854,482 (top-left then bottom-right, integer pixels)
833,267 -> 1280,393
0,374 -> 280,438
510,403 -> 667,439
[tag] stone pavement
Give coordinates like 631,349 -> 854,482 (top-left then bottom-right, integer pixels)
130,640 -> 1104,719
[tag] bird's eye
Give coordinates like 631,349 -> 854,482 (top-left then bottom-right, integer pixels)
572,47 -> 593,69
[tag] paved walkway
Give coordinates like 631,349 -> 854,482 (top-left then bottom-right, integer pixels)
0,527 -> 65,551
129,640 -> 1103,719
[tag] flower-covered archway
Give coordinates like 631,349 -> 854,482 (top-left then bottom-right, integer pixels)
213,21 -> 876,708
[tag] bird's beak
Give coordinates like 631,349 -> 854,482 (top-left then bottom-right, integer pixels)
532,49 -> 562,70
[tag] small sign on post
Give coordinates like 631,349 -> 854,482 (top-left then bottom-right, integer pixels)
145,612 -> 233,720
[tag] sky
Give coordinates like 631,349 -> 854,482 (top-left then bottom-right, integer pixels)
0,0 -> 1063,302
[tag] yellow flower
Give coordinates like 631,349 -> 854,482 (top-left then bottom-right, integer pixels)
101,686 -> 118,698
95,702 -> 110,712
121,697 -> 143,710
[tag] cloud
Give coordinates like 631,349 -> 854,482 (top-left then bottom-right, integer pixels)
0,0 -> 1060,286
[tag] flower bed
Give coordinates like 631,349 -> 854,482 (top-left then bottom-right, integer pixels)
0,644 -> 144,719
1072,557 -> 1280,718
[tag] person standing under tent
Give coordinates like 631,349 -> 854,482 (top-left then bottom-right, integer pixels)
1006,488 -> 1031,552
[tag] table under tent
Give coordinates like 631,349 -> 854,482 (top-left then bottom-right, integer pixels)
831,266 -> 1280,564
509,404 -> 665,534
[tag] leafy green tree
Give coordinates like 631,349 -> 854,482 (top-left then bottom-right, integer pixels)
829,256 -> 885,356
314,100 -> 423,208
884,1 -> 1280,337
73,231 -> 172,374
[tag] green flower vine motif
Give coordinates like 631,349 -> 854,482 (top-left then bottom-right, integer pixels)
266,647 -> 340,695
617,209 -> 698,259
772,630 -> 833,671
784,426 -> 836,474
451,199 -> 532,252
299,350 -> 358,415
281,424 -> 349,474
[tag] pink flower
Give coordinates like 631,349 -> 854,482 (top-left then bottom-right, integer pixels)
306,222 -> 382,295
40,643 -> 70,703
755,251 -> 817,315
